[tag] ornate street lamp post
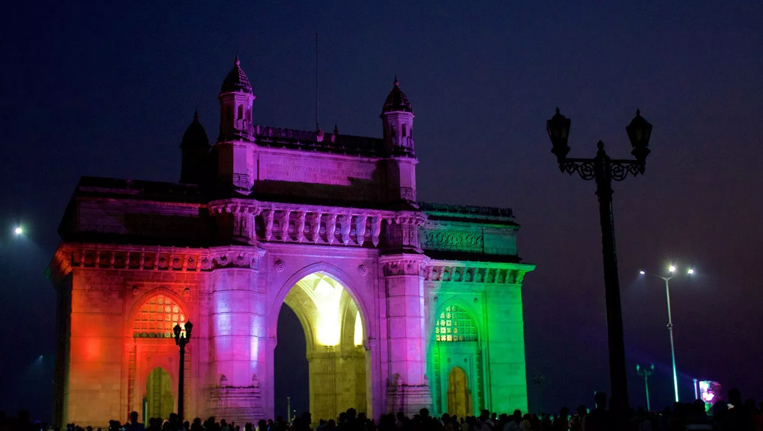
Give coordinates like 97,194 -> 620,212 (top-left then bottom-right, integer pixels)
546,108 -> 653,429
173,320 -> 193,423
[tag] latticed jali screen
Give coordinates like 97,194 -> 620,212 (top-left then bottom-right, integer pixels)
133,295 -> 186,338
435,305 -> 477,342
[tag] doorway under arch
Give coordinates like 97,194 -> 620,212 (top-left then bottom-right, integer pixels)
276,272 -> 369,421
145,367 -> 174,420
447,367 -> 472,419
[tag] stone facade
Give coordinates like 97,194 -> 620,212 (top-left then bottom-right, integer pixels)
49,58 -> 534,428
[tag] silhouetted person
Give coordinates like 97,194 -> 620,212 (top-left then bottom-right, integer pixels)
727,388 -> 755,431
684,399 -> 711,430
126,411 -> 145,431
502,410 -> 522,431
552,407 -> 569,431
582,392 -> 611,431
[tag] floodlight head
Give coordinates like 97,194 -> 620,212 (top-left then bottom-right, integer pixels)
688,268 -> 695,275
14,226 -> 22,235
669,265 -> 676,273
639,270 -> 646,275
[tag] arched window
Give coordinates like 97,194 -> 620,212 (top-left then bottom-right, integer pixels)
238,105 -> 244,119
402,124 -> 407,137
435,305 -> 477,342
133,295 -> 187,339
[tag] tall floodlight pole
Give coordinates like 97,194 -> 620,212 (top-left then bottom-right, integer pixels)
546,108 -> 653,431
636,364 -> 655,411
639,265 -> 694,402
173,320 -> 193,423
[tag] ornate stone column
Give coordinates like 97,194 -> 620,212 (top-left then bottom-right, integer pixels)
381,210 -> 431,415
207,248 -> 266,423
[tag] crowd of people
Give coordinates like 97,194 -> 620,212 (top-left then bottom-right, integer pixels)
3,388 -> 763,431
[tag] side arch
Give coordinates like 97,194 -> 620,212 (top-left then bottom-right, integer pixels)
429,297 -> 485,416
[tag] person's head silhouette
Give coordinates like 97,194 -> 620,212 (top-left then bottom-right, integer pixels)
594,392 -> 608,410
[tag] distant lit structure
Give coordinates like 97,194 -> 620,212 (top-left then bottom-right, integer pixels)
49,57 -> 535,428
699,380 -> 722,408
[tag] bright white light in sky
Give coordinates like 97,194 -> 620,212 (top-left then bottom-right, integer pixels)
14,226 -> 22,235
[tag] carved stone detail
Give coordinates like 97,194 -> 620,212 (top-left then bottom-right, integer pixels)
296,211 -> 306,243
424,263 -> 532,285
356,215 -> 368,246
358,264 -> 368,276
274,260 -> 285,273
326,213 -> 337,245
380,256 -> 428,277
52,244 -> 266,276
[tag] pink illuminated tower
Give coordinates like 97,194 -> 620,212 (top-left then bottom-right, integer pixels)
50,57 -> 534,428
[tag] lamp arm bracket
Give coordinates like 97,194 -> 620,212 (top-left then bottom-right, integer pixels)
559,158 -> 596,180
609,159 -> 644,181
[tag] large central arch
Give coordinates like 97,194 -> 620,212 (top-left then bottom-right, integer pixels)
274,270 -> 370,422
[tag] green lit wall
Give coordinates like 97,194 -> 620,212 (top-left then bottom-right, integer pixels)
426,262 -> 532,416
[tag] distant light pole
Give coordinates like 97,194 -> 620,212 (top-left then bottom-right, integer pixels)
532,374 -> 545,414
287,396 -> 291,423
173,320 -> 193,422
693,378 -> 699,400
546,108 -> 653,428
636,363 -> 655,411
639,265 -> 693,402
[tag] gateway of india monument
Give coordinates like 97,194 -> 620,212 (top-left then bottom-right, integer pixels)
49,57 -> 535,427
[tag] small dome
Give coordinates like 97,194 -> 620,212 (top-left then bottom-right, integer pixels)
181,111 -> 210,148
220,56 -> 253,94
381,77 -> 413,114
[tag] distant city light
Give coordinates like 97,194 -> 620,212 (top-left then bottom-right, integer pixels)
669,265 -> 676,273
14,226 -> 22,235
688,268 -> 695,275
639,270 -> 646,275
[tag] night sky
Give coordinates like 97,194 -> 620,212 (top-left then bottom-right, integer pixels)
2,1 -> 763,422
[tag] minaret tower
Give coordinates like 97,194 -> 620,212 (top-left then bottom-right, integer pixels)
179,110 -> 210,184
216,56 -> 256,193
381,77 -> 418,203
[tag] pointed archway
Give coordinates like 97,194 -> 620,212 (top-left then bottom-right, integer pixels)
275,272 -> 369,422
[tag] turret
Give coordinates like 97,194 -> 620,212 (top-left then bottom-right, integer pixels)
381,77 -> 418,203
179,111 -> 210,184
218,56 -> 255,143
381,77 -> 415,157
215,56 -> 256,193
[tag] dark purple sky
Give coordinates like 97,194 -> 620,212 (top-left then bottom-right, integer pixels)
2,1 -> 763,421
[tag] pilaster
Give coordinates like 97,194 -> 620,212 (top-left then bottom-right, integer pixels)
380,254 -> 432,415
208,251 -> 267,423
